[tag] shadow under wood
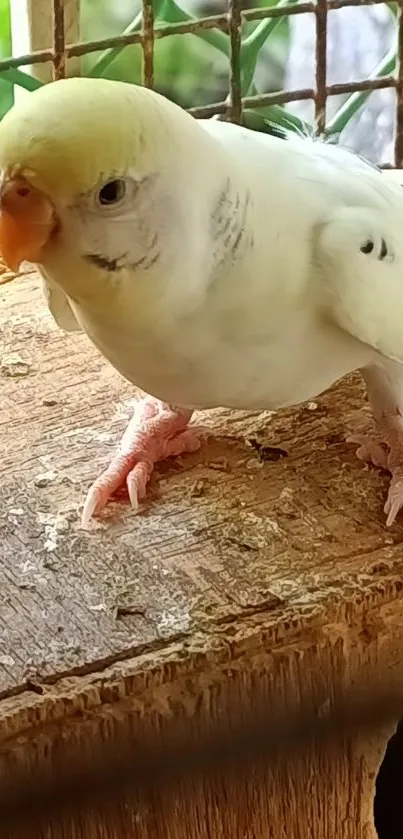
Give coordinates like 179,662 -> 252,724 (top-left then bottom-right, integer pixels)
2,685 -> 403,839
375,717 -> 403,839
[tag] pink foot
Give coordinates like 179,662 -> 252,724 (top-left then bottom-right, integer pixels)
81,397 -> 200,526
383,466 -> 403,527
346,433 -> 389,470
347,432 -> 403,526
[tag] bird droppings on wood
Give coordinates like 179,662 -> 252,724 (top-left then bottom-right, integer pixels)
33,469 -> 58,488
0,655 -> 15,668
0,352 -> 31,377
36,512 -> 71,553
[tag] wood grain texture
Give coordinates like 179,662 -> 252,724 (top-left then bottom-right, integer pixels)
1,273 -> 403,838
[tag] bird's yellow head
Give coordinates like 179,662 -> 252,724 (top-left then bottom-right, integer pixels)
0,77 -> 193,279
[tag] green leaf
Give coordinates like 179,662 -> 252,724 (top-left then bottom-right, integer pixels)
156,0 -> 229,57
0,67 -> 43,91
90,0 -> 230,79
240,0 -> 296,94
325,45 -> 396,137
88,12 -> 142,78
242,103 -> 312,139
89,0 -> 176,79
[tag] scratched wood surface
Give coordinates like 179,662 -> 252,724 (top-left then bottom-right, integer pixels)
2,272 -> 403,838
0,271 -> 403,698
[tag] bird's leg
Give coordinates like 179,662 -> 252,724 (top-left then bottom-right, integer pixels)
81,397 -> 200,526
347,361 -> 403,526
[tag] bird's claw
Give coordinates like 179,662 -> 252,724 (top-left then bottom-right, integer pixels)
384,467 -> 403,527
81,457 -> 150,527
347,433 -> 403,526
346,433 -> 389,470
80,397 -> 200,527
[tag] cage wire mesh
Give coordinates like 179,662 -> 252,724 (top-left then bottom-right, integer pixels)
0,0 -> 402,162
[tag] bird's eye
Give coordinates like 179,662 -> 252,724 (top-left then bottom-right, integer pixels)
98,179 -> 126,206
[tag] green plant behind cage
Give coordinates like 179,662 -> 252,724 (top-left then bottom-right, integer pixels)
0,0 -> 399,146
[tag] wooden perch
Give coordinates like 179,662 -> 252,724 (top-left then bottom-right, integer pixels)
1,273 -> 403,837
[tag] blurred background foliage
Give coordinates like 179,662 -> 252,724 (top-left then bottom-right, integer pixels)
81,0 -> 290,107
0,0 -> 12,119
0,0 -> 398,142
0,0 -> 299,129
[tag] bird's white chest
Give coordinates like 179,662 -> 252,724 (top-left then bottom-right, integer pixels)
74,302 -> 373,411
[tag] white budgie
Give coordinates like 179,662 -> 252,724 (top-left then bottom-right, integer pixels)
0,77 -> 402,527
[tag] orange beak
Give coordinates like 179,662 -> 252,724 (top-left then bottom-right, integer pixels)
0,175 -> 56,273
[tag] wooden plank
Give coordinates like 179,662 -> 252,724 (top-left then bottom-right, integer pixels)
2,274 -> 403,837
0,271 -> 402,702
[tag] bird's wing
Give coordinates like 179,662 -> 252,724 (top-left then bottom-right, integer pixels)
382,168 -> 403,187
314,197 -> 403,366
200,120 -> 403,367
200,118 -> 402,204
39,268 -> 83,332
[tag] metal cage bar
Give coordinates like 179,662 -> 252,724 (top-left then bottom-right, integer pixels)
228,0 -> 242,122
52,0 -> 66,80
0,0 -> 392,71
315,0 -> 328,134
395,0 -> 403,165
142,0 -> 155,88
1,0 -> 401,164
